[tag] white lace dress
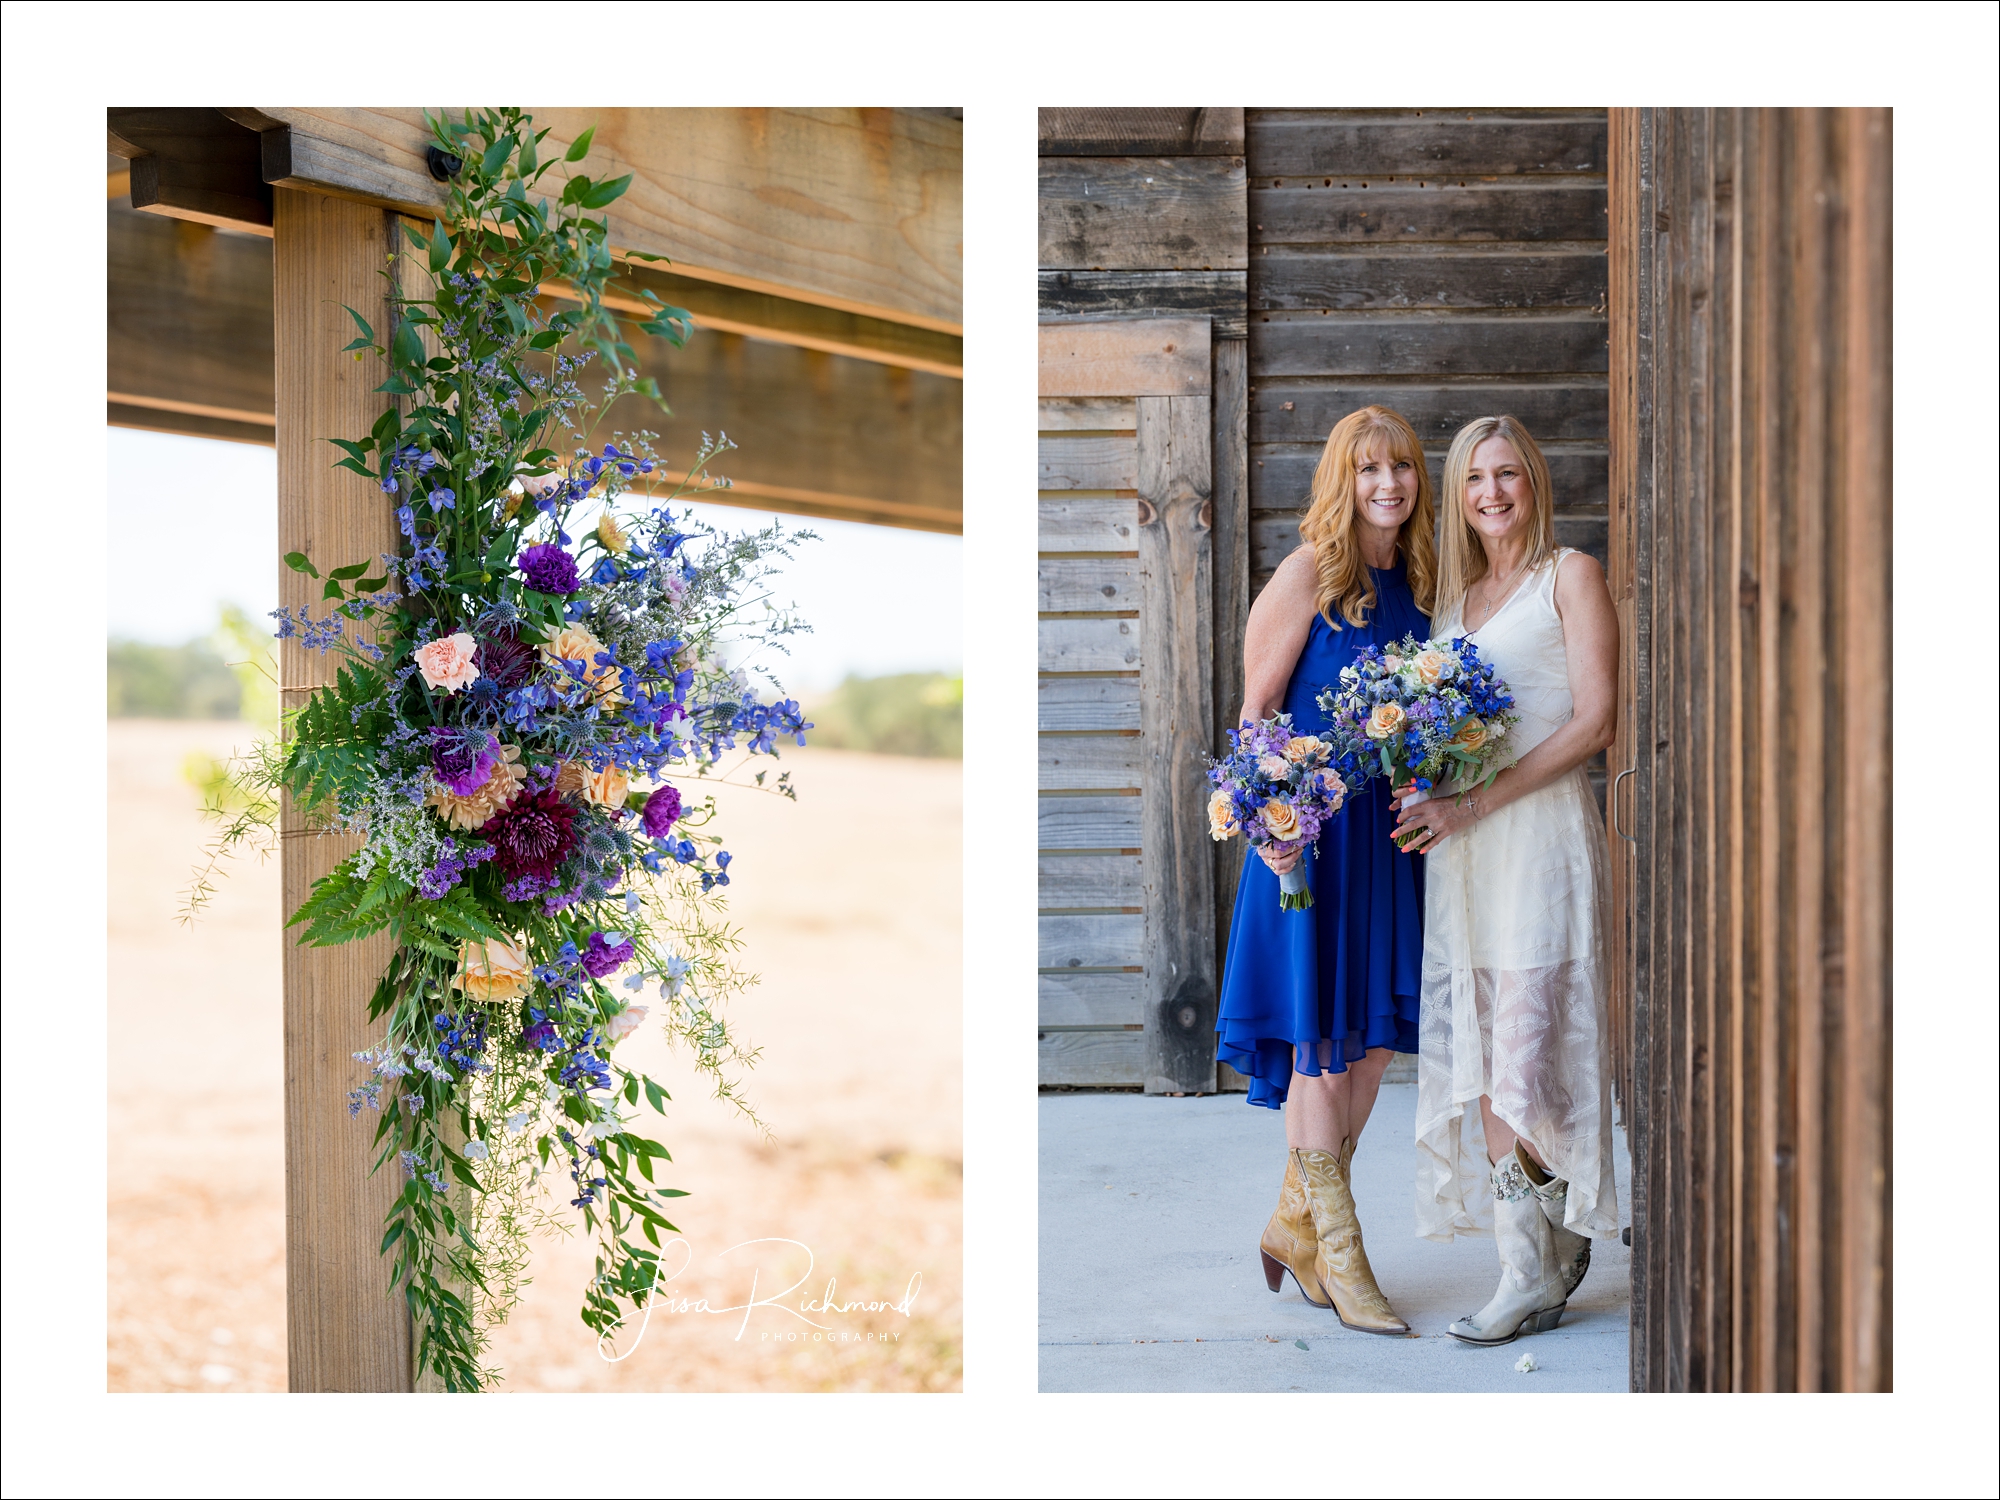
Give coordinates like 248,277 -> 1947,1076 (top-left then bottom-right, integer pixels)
1415,549 -> 1620,1242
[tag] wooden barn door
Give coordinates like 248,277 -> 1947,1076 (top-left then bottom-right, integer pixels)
1609,107 -> 1892,1393
1037,320 -> 1223,1092
1037,109 -> 1249,1095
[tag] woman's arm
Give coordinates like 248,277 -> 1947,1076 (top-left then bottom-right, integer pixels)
1238,546 -> 1319,874
1238,545 -> 1318,727
1393,550 -> 1618,852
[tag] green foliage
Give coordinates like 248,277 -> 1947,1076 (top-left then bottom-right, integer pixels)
107,637 -> 241,719
805,672 -> 962,758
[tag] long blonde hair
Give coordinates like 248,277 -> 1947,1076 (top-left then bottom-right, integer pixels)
1436,414 -> 1557,625
1298,405 -> 1437,629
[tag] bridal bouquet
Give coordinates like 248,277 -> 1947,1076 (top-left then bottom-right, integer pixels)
193,108 -> 810,1390
1206,714 -> 1347,910
1316,634 -> 1517,850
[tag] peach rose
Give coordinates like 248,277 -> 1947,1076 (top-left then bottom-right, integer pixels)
606,1003 -> 649,1044
1365,703 -> 1407,740
517,470 -> 566,500
1284,736 -> 1326,764
596,513 -> 630,555
1261,800 -> 1301,841
1207,788 -> 1238,841
1257,753 -> 1289,780
541,625 -> 623,706
582,762 -> 630,808
415,632 -> 480,694
454,937 -> 532,1003
1414,650 -> 1450,685
1383,654 -> 1404,671
1450,716 -> 1489,751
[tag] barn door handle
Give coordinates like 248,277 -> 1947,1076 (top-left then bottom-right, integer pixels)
1613,766 -> 1637,844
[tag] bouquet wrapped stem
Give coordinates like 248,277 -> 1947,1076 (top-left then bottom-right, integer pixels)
1277,860 -> 1312,911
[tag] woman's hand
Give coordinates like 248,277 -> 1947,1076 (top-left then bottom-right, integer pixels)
1257,842 -> 1302,875
1392,791 -> 1480,854
1388,780 -> 1427,812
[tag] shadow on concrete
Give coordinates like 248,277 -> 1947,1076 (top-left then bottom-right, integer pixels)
1038,1082 -> 1633,1392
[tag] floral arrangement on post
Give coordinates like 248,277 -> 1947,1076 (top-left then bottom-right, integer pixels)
203,108 -> 812,1391
1315,634 -> 1518,849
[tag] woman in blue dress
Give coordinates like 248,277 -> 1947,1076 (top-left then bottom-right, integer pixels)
1216,404 -> 1434,1335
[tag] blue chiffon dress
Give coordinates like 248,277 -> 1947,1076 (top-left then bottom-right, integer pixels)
1216,560 -> 1429,1109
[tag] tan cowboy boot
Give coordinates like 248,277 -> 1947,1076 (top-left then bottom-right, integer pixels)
1260,1150 -> 1332,1308
1515,1141 -> 1591,1297
1297,1143 -> 1410,1335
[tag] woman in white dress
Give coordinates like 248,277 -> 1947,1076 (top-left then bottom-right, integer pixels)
1388,414 -> 1621,1347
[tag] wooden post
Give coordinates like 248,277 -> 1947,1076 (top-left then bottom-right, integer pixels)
1137,392 -> 1217,1094
274,186 -> 411,1391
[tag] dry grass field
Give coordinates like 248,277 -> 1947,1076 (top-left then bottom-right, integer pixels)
107,719 -> 962,1393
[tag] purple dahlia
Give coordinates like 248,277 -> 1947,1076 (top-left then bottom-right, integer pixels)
581,931 -> 636,979
491,786 -> 580,883
476,631 -> 536,690
519,543 -> 580,596
641,784 -> 682,838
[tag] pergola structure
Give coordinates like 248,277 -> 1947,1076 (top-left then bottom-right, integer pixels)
106,107 -> 961,1391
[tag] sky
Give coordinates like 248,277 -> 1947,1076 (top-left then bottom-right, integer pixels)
105,427 -> 963,693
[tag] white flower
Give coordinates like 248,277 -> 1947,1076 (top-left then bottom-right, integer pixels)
589,1117 -> 624,1140
504,1112 -> 530,1135
660,952 -> 691,1000
462,1138 -> 490,1161
1514,1352 -> 1539,1373
543,1082 -> 563,1103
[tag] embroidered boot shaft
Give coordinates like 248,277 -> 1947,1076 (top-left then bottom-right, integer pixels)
1514,1141 -> 1591,1297
1446,1151 -> 1569,1346
1261,1149 -> 1333,1307
1296,1144 -> 1410,1336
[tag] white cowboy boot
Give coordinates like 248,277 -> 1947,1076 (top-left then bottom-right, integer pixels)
1514,1141 -> 1591,1297
1447,1152 -> 1568,1346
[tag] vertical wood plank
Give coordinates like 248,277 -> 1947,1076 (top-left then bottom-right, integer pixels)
1138,393 -> 1218,1093
1836,105 -> 1892,1396
1209,337 -> 1250,1061
274,188 -> 411,1391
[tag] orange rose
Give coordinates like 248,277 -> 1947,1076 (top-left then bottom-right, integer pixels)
1261,800 -> 1301,841
1207,788 -> 1238,841
454,937 -> 532,1002
1284,736 -> 1326,764
1414,650 -> 1450,685
541,625 -> 623,707
1365,703 -> 1407,740
1450,716 -> 1489,751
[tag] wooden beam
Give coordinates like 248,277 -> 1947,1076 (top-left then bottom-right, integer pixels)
109,107 -> 273,232
105,204 -> 961,532
1137,393 -> 1217,1094
546,262 -> 961,378
249,107 -> 962,332
108,205 -> 273,423
273,187 -> 410,1391
1039,156 -> 1248,270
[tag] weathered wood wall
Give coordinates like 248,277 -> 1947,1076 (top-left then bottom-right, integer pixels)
1037,110 -> 1247,1091
1245,108 -> 1610,597
1609,106 -> 1891,1394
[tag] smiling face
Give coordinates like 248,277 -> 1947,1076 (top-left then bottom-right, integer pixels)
1351,437 -> 1420,543
1462,435 -> 1535,544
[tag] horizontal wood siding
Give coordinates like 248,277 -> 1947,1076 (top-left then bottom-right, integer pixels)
1246,107 -> 1610,603
1040,114 -> 1246,1090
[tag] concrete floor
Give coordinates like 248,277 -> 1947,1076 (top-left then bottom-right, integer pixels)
1038,1083 -> 1633,1392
